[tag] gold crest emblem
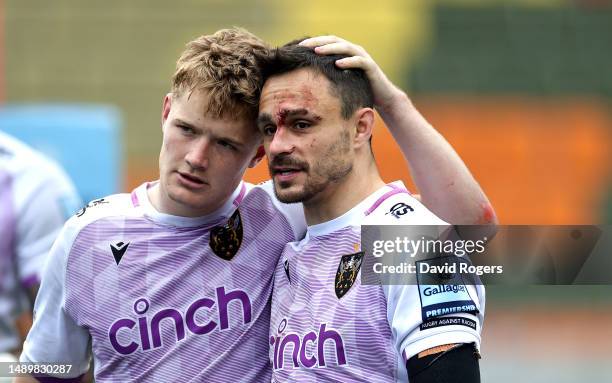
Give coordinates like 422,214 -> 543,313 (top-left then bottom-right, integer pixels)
335,252 -> 364,298
209,209 -> 243,260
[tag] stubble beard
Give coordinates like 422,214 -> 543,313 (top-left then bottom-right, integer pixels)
274,130 -> 353,204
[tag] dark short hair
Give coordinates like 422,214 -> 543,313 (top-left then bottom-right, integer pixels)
259,38 -> 374,120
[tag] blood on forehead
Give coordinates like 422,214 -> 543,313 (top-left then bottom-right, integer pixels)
274,108 -> 290,127
263,71 -> 335,125
271,86 -> 321,126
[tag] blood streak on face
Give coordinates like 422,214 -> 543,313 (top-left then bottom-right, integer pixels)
271,86 -> 318,127
275,108 -> 289,127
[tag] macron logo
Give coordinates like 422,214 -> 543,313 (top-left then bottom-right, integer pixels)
110,242 -> 130,265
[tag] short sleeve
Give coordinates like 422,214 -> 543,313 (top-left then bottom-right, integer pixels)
19,218 -> 91,378
367,188 -> 485,363
383,283 -> 484,363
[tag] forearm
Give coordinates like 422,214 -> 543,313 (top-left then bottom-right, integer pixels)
380,91 -> 497,225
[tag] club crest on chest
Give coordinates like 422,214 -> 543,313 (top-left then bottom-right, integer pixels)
335,252 -> 364,299
209,209 -> 243,261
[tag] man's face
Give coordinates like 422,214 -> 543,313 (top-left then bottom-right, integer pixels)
158,89 -> 261,217
257,68 -> 354,204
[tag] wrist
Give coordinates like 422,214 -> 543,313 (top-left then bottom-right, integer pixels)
379,89 -> 410,114
377,89 -> 414,123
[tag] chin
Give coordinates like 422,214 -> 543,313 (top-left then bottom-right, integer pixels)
276,193 -> 305,204
168,188 -> 206,209
273,185 -> 311,204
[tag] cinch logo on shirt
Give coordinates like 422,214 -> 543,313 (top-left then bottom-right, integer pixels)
270,319 -> 347,370
108,286 -> 252,355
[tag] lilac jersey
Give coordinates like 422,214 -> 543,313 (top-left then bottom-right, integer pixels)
21,181 -> 305,382
270,181 -> 485,382
0,131 -> 81,354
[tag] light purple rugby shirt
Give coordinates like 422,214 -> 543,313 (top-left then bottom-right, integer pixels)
21,181 -> 304,383
270,181 -> 484,383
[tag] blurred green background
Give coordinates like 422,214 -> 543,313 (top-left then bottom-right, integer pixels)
4,0 -> 611,224
2,0 -> 611,381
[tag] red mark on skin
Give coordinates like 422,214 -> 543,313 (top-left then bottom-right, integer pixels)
275,108 -> 289,127
272,90 -> 298,101
271,85 -> 319,125
296,85 -> 317,111
272,106 -> 322,127
478,203 -> 496,224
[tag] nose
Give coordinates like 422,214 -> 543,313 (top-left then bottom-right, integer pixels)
185,137 -> 210,170
267,127 -> 295,158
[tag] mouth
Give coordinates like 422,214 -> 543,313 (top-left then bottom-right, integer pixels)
271,166 -> 301,175
176,171 -> 206,188
270,167 -> 304,183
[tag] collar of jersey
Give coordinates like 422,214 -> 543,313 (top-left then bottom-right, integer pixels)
305,180 -> 407,239
134,181 -> 243,228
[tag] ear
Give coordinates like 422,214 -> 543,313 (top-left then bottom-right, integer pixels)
353,107 -> 375,149
248,145 -> 266,168
161,93 -> 172,129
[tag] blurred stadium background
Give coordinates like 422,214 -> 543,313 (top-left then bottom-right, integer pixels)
1,0 -> 610,381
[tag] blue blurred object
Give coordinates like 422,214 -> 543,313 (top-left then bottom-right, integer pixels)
0,104 -> 123,203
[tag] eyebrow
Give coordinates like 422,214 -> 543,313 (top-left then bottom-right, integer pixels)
256,114 -> 274,128
173,118 -> 198,129
174,118 -> 245,148
256,108 -> 322,127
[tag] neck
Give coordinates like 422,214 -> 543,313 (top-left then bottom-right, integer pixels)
304,157 -> 385,225
148,181 -> 230,217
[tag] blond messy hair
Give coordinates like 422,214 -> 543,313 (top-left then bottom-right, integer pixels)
172,27 -> 269,121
